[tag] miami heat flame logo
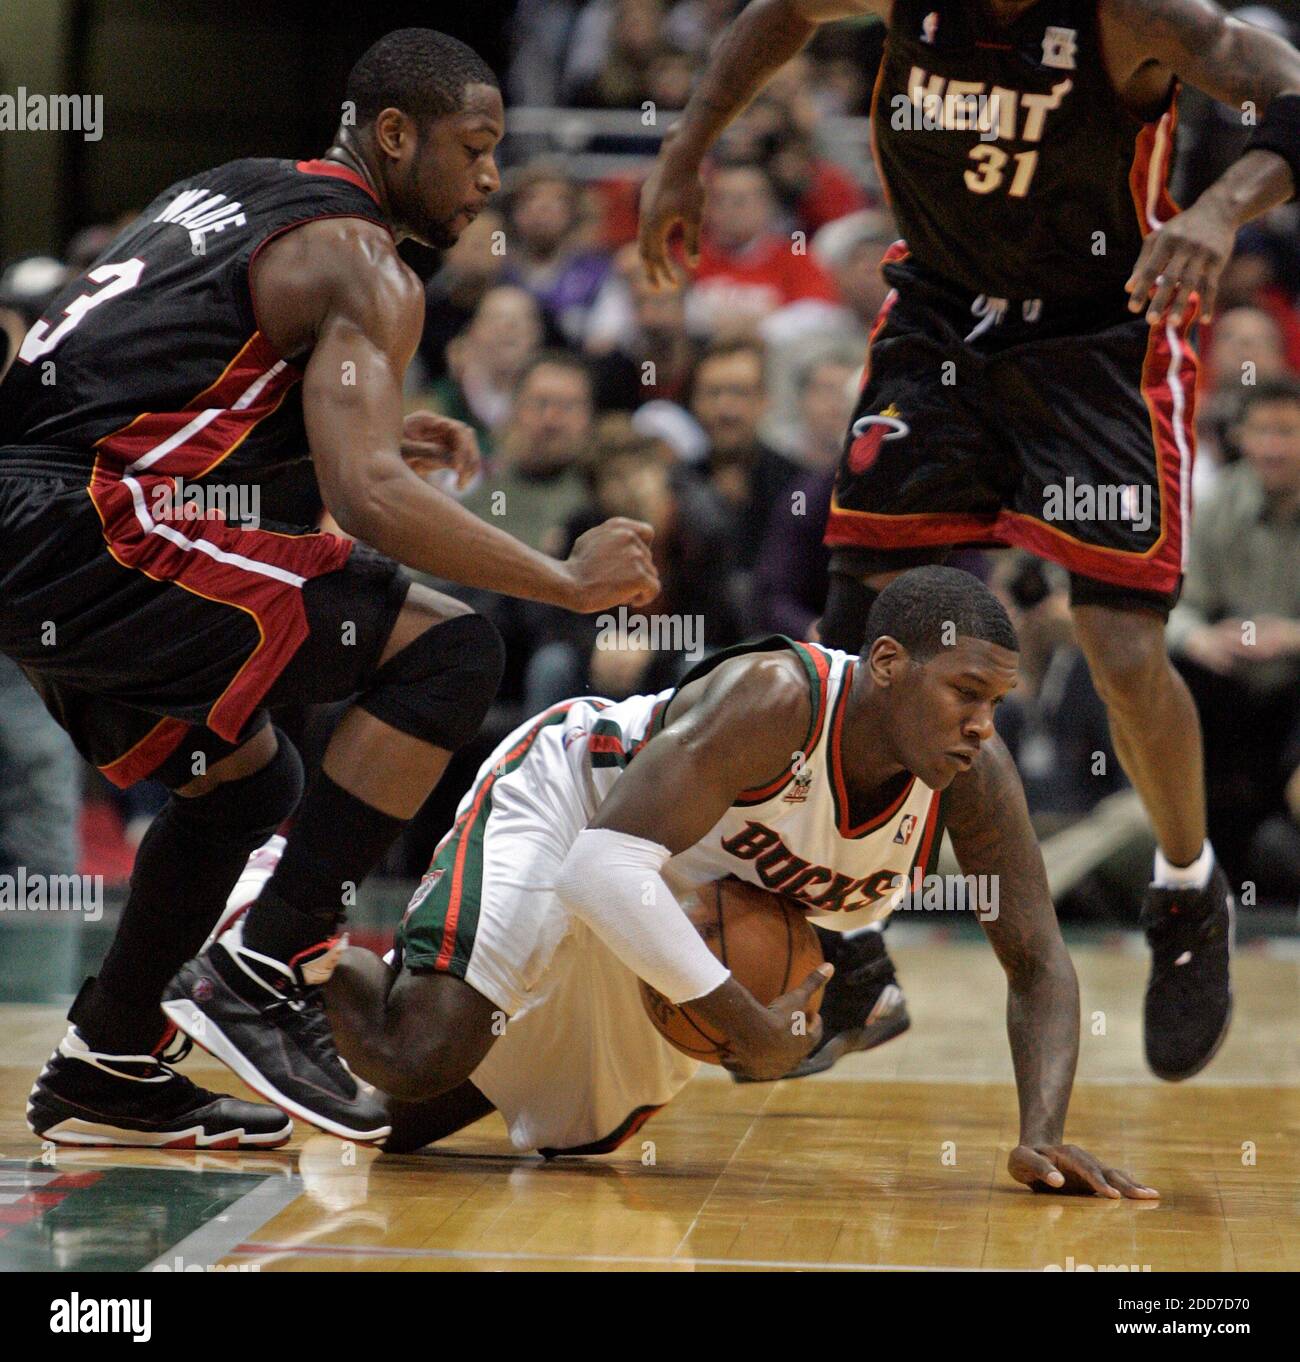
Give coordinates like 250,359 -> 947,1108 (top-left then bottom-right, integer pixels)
848,403 -> 910,474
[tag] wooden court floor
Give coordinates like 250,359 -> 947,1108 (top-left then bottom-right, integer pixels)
1,936 -> 1296,1272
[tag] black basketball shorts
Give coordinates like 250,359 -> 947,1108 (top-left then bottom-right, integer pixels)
825,245 -> 1199,613
0,456 -> 411,787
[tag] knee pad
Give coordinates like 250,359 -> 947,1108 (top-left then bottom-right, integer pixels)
168,730 -> 304,844
359,612 -> 505,750
819,573 -> 879,654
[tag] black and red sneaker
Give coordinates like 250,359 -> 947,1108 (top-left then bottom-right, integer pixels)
1142,865 -> 1234,1081
27,1026 -> 292,1149
162,918 -> 390,1142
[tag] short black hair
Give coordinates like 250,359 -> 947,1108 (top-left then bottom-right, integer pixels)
345,29 -> 498,129
866,566 -> 1018,660
1237,374 -> 1300,418
515,349 -> 594,398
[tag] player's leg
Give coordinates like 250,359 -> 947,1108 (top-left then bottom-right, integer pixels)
1069,592 -> 1205,867
996,309 -> 1230,1080
165,578 -> 504,1139
28,713 -> 303,1148
1069,581 -> 1231,1081
327,948 -> 499,1102
324,947 -> 498,1153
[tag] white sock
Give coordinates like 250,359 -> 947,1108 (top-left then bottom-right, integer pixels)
1153,841 -> 1214,891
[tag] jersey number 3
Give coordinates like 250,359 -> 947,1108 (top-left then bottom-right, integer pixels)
18,258 -> 146,363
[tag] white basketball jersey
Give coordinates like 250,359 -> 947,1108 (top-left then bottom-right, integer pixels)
556,639 -> 945,933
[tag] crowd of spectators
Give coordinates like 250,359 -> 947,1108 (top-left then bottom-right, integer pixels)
3,1 -> 1300,914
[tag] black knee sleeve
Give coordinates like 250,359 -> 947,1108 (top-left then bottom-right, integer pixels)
358,612 -> 505,750
819,572 -> 880,654
166,729 -> 304,845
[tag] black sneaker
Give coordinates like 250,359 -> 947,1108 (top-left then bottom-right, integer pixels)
161,919 -> 390,1142
27,1026 -> 293,1149
733,927 -> 910,1083
1142,864 -> 1234,1081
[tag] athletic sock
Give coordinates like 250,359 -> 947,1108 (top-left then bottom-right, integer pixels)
242,770 -> 406,962
1152,841 -> 1214,891
75,760 -> 299,1055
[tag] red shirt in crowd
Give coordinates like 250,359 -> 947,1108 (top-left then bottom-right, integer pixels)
691,230 -> 839,327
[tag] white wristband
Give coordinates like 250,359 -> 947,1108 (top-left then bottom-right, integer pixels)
554,827 -> 731,1005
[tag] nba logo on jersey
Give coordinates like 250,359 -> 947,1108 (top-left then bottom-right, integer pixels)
893,814 -> 918,846
921,11 -> 940,43
1041,26 -> 1077,70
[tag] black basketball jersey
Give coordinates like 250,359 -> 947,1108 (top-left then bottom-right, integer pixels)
872,0 -> 1178,306
0,157 -> 387,477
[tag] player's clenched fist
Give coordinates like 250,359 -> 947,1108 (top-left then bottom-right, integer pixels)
562,516 -> 660,612
1009,1143 -> 1159,1200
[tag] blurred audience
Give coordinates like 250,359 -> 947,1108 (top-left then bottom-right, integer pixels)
428,285 -> 543,452
0,657 -> 80,880
501,164 -> 612,345
528,416 -> 743,707
1194,304 -> 1292,500
689,337 -> 798,568
9,5 -> 1300,910
1167,377 -> 1300,900
751,344 -> 861,638
459,350 -> 596,555
687,161 -> 839,338
586,243 -> 701,410
990,557 -> 1127,833
418,208 -> 509,385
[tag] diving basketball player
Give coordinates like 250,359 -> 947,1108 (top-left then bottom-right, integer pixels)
298,568 -> 1155,1198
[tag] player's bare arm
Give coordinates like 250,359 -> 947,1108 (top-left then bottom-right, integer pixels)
1103,0 -> 1300,324
639,0 -> 890,286
564,651 -> 834,1080
251,218 -> 660,612
946,736 -> 1159,1199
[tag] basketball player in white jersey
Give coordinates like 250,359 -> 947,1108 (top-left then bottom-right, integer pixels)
231,567 -> 1155,1195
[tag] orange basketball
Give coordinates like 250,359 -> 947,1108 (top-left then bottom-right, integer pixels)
640,878 -> 826,1064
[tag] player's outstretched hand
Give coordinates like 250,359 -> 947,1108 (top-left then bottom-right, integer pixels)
1125,198 -> 1236,327
718,963 -> 833,1083
637,129 -> 706,292
400,411 -> 481,491
1009,1143 -> 1159,1200
563,517 -> 661,613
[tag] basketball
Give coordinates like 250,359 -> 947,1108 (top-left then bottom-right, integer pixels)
640,878 -> 826,1064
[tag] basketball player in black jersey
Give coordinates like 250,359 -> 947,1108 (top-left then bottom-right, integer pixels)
0,29 -> 659,1147
640,0 -> 1300,1082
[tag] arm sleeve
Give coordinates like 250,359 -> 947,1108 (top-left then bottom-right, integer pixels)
553,827 -> 732,1004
